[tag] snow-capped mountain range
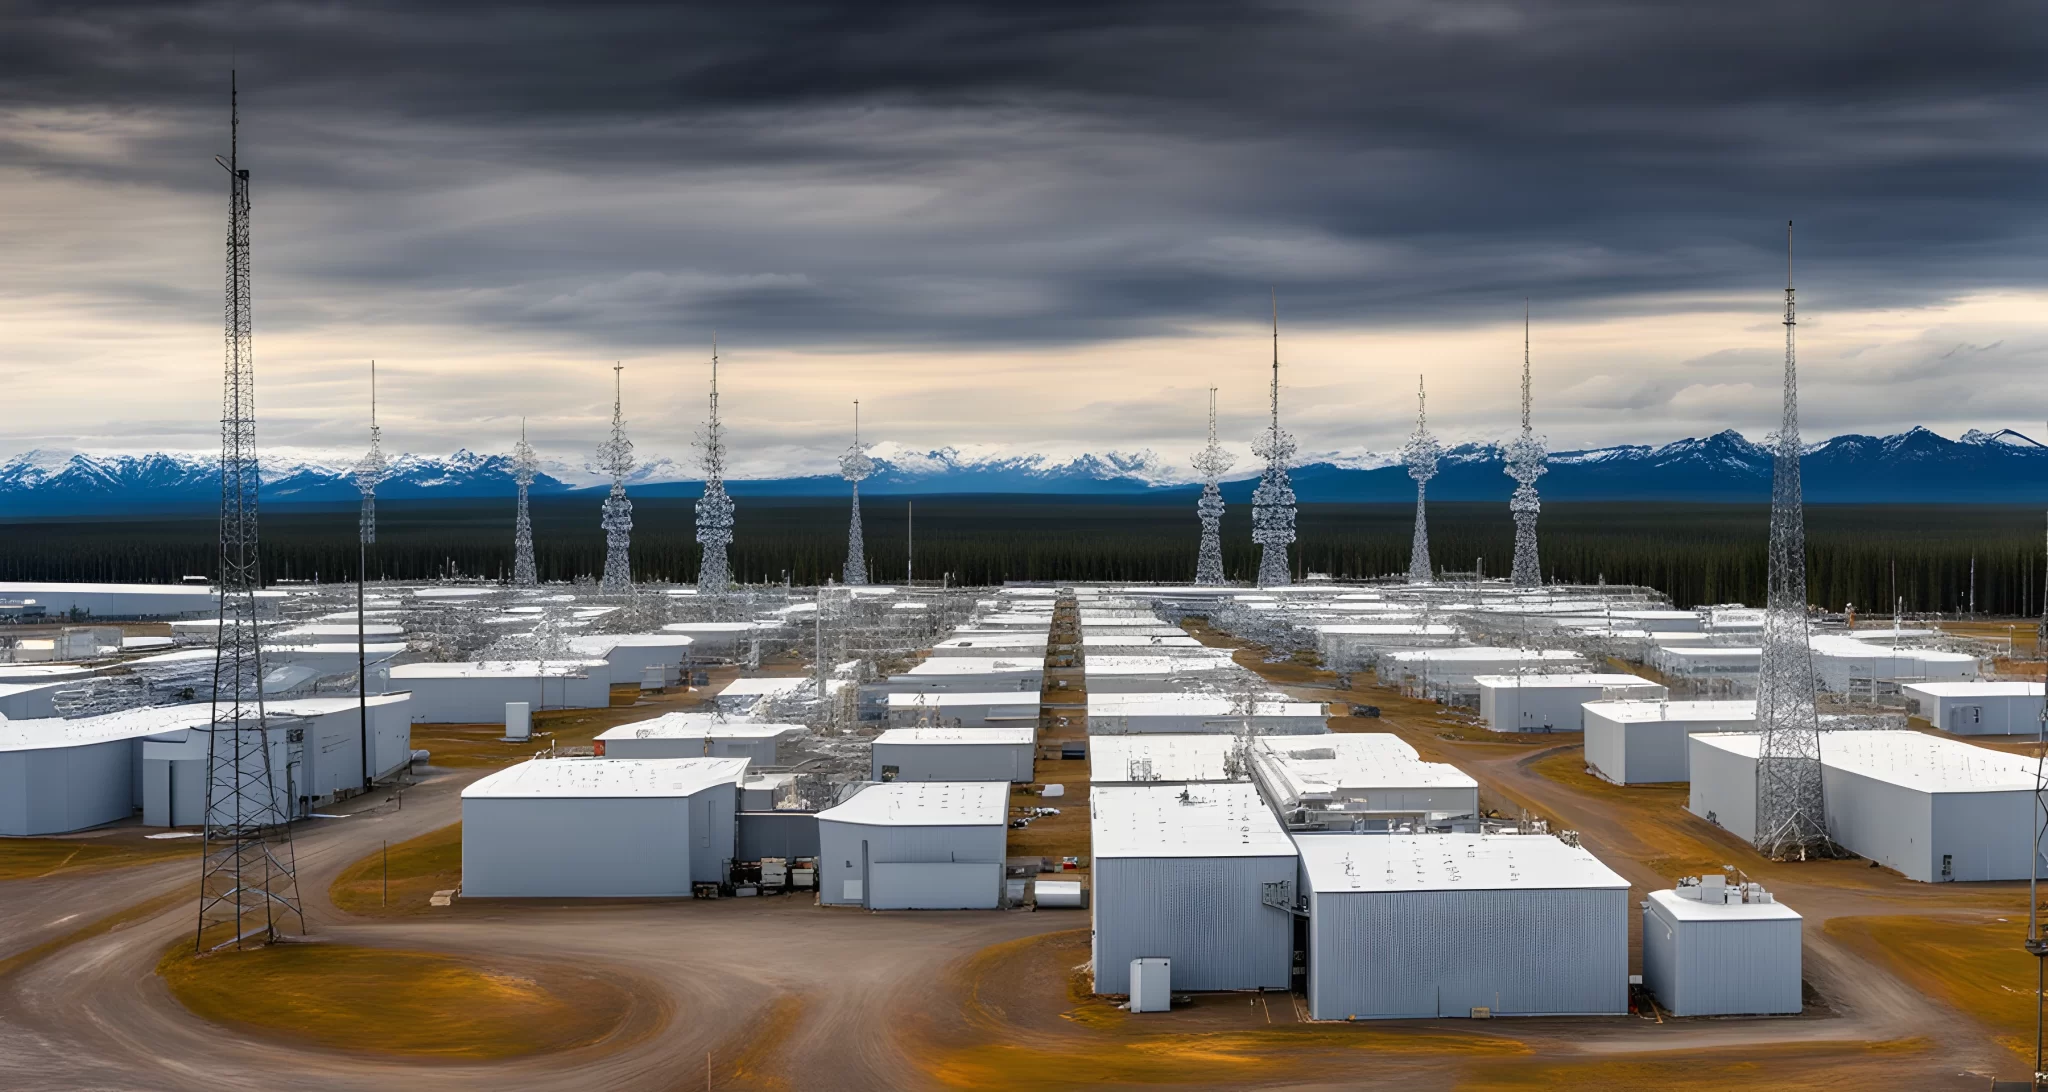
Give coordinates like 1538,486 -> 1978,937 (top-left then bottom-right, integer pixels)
1,427 -> 2043,515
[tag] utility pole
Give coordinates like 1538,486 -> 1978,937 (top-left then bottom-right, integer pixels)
906,500 -> 914,586
354,360 -> 384,793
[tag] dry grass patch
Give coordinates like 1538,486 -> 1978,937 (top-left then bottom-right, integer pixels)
1454,1037 -> 1932,1091
329,822 -> 462,917
0,833 -> 200,881
1824,913 -> 2037,1062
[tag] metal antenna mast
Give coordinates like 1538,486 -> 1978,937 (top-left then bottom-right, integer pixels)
695,337 -> 736,592
353,360 -> 385,793
2029,508 -> 2048,1088
197,71 -> 303,950
1505,302 -> 1547,587
1404,375 -> 1441,584
1193,386 -> 1234,585
598,362 -> 635,594
510,418 -> 539,586
841,400 -> 873,585
1250,293 -> 1296,587
1753,220 -> 1830,861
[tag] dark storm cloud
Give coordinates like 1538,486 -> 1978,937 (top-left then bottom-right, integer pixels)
5,0 -> 2048,350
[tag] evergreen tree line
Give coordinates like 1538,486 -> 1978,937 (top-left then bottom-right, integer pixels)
0,498 -> 2042,614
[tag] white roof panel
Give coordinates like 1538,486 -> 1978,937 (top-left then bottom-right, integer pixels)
1471,673 -> 1663,690
872,725 -> 1035,746
390,660 -> 608,679
1582,699 -> 1756,724
1088,734 -> 1241,783
1900,681 -> 2043,698
1091,782 -> 1295,859
594,713 -> 806,742
818,781 -> 1008,826
1295,832 -> 1630,894
1695,729 -> 2039,793
463,756 -> 750,798
1647,887 -> 1801,923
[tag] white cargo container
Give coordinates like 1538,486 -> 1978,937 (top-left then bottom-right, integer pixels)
1581,700 -> 1757,783
1901,681 -> 2044,736
870,725 -> 1035,783
816,781 -> 1008,909
1474,673 -> 1668,733
1642,879 -> 1802,1017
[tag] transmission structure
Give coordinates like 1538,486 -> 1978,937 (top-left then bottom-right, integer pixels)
695,340 -> 736,592
1752,221 -> 1830,861
352,361 -> 385,794
598,362 -> 635,594
197,72 -> 303,951
2030,513 -> 2048,1086
1404,375 -> 1441,584
1250,297 -> 1296,588
841,400 -> 873,585
1192,387 -> 1234,585
1504,305 -> 1546,587
510,419 -> 539,586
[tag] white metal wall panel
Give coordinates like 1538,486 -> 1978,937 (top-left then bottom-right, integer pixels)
816,821 -> 1007,906
869,861 -> 1002,909
1926,787 -> 2035,882
405,670 -> 611,723
1582,712 -> 1629,783
461,795 -> 695,897
1935,693 -> 2042,736
1090,855 -> 1295,995
1821,766 -> 1934,882
870,742 -> 1033,783
606,736 -> 778,765
1686,738 -> 1757,842
2,740 -> 140,835
1308,887 -> 1627,1019
1642,903 -> 1802,1016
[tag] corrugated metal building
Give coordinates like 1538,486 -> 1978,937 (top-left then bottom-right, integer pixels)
817,781 -> 1008,909
885,690 -> 1040,729
1474,673 -> 1668,733
1251,733 -> 1479,827
1081,653 -> 1240,694
1642,880 -> 1802,1016
1901,681 -> 2044,736
1296,833 -> 1630,1020
870,726 -> 1035,783
1090,781 -> 1297,995
1084,693 -> 1326,735
594,713 -> 806,765
565,633 -> 696,687
888,656 -> 1044,694
1581,700 -> 1756,784
1808,635 -> 1978,693
388,660 -> 613,723
461,757 -> 747,897
1089,734 -> 1242,786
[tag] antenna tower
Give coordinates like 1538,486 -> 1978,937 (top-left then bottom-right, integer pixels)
1753,221 -> 1830,860
1404,375 -> 1441,583
510,419 -> 539,586
353,361 -> 385,793
197,71 -> 304,950
598,363 -> 635,594
841,400 -> 873,585
1250,294 -> 1297,587
1192,387 -> 1234,584
1505,304 -> 1546,587
695,339 -> 736,592
2029,508 -> 2048,1088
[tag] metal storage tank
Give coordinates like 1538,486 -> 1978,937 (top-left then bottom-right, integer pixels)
1090,782 -> 1297,996
1901,681 -> 2044,736
870,725 -> 1035,783
1296,832 -> 1630,1019
1474,673 -> 1667,733
1642,878 -> 1802,1016
816,781 -> 1008,910
461,757 -> 747,897
1580,700 -> 1756,783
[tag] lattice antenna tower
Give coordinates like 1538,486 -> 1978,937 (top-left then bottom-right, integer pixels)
695,338 -> 736,592
510,418 -> 539,586
354,360 -> 385,544
1752,220 -> 1830,860
597,362 -> 635,594
1249,294 -> 1297,587
2031,506 -> 2048,1082
841,400 -> 874,585
1192,386 -> 1235,585
197,71 -> 303,951
1505,303 -> 1547,587
1404,375 -> 1441,583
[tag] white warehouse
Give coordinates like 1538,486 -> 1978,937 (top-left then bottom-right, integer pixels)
1085,693 -> 1326,736
1902,681 -> 2044,736
594,714 -> 806,765
1642,878 -> 1802,1017
461,757 -> 747,897
389,660 -> 614,723
1251,734 -> 1480,828
1296,833 -> 1630,1020
817,781 -> 1008,910
1475,674 -> 1668,733
1689,730 -> 2037,882
1089,734 -> 1241,786
889,657 -> 1044,694
566,633 -> 696,687
1090,781 -> 1298,996
870,726 -> 1035,783
885,691 -> 1040,729
1581,700 -> 1757,784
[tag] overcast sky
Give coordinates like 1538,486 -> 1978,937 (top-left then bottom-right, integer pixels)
4,1 -> 2047,476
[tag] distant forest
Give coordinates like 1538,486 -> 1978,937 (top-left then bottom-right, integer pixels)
0,497 -> 2042,614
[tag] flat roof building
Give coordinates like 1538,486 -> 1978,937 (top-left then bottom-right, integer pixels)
1088,733 -> 1244,786
1251,734 -> 1479,827
388,659 -> 613,723
1084,693 -> 1325,736
1642,879 -> 1802,1017
817,781 -> 1009,910
871,725 -> 1036,784
1474,673 -> 1668,733
1901,680 -> 2045,736
1582,700 -> 1756,784
594,713 -> 806,765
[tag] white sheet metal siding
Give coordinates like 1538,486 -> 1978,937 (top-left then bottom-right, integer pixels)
605,736 -> 778,765
1686,738 -> 1757,843
1927,692 -> 2044,736
1480,681 -> 1664,733
1641,904 -> 1802,1016
1924,786 -> 2034,882
0,737 -> 137,835
869,861 -> 1002,909
403,669 -> 612,723
1584,716 -> 1744,784
1090,855 -> 1295,995
870,741 -> 1034,783
816,821 -> 1007,907
1307,887 -> 1627,1019
462,791 -> 731,897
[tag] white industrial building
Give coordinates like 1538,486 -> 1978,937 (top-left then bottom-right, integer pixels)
885,690 -> 1039,729
142,694 -> 415,826
461,757 -> 748,897
1090,781 -> 1298,995
870,726 -> 1035,783
1295,833 -> 1630,1020
1475,674 -> 1668,733
1808,636 -> 1978,693
0,705 -> 206,835
715,676 -> 843,715
1607,609 -> 1703,633
1689,730 -> 2037,881
1084,693 -> 1325,735
659,620 -> 779,656
928,633 -> 1048,658
1088,734 -> 1242,786
1581,700 -> 1756,784
0,680 -> 67,719
1649,646 -> 1761,685
890,656 -> 1044,694
817,781 -> 1008,910
566,633 -> 697,687
1378,648 -> 1587,696
1251,734 -> 1480,828
1642,878 -> 1802,1017
388,660 -> 614,722
594,714 -> 805,765
1313,624 -> 1464,664
1081,653 -> 1239,694
0,581 -> 218,619
1079,633 -> 1206,653
1902,681 -> 2043,736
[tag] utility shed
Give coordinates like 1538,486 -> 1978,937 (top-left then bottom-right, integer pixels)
461,756 -> 747,897
1581,700 -> 1757,784
1085,693 -> 1326,735
1251,734 -> 1479,827
871,726 -> 1035,783
1642,879 -> 1802,1017
817,781 -> 1008,910
594,713 -> 805,765
388,660 -> 613,722
1688,730 -> 2038,881
1901,681 -> 2044,736
1090,782 -> 1297,996
1296,833 -> 1630,1020
1089,734 -> 1242,786
1474,673 -> 1667,733
885,691 -> 1039,729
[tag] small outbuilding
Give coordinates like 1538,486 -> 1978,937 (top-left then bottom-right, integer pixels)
1581,700 -> 1757,784
1901,680 -> 2044,736
870,725 -> 1036,783
1642,877 -> 1802,1017
817,781 -> 1009,910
